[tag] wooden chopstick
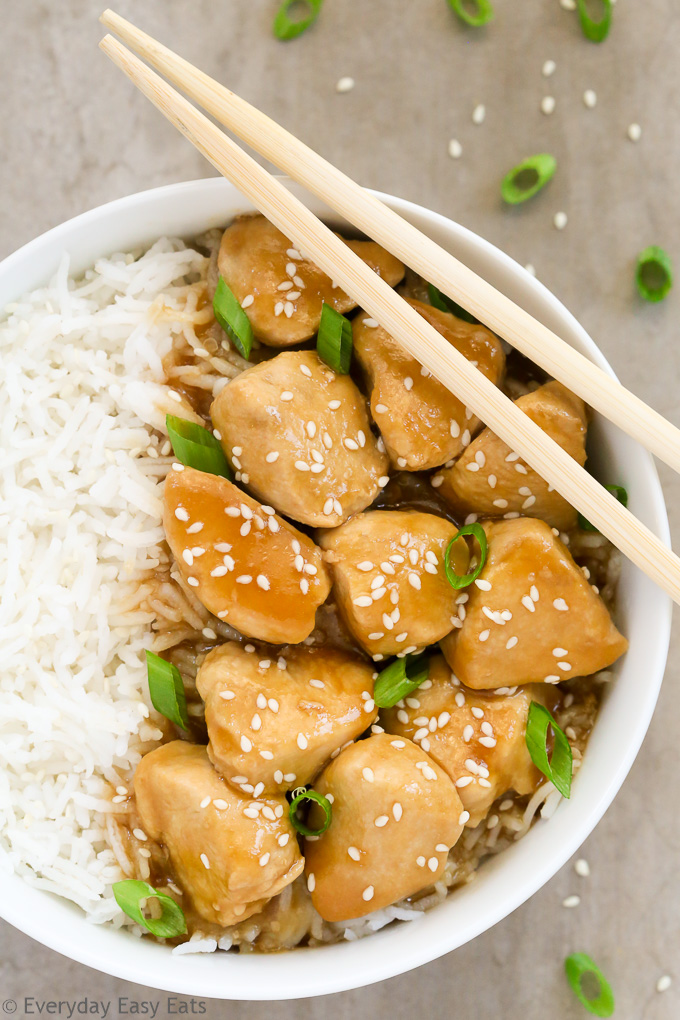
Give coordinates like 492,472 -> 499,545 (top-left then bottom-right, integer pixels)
98,31 -> 680,607
100,9 -> 680,479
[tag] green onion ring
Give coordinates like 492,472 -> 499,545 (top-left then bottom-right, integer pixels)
576,0 -> 612,43
113,880 -> 187,938
578,484 -> 627,532
525,701 -> 572,799
273,0 -> 323,41
427,283 -> 478,325
446,0 -> 494,28
564,953 -> 615,1017
501,154 -> 557,205
289,788 -> 332,836
213,276 -> 253,359
374,652 -> 430,709
444,523 -> 487,590
636,246 -> 673,303
166,415 -> 232,479
317,302 -> 353,373
145,650 -> 189,731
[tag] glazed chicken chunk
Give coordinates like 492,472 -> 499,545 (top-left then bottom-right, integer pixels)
440,518 -> 628,689
211,351 -> 388,527
163,466 -> 330,644
303,734 -> 464,922
353,300 -> 505,471
318,509 -> 469,658
134,742 -> 303,927
382,655 -> 557,826
196,641 -> 378,795
435,382 -> 587,531
217,215 -> 405,347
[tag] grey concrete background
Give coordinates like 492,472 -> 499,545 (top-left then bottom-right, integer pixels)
1,0 -> 679,1016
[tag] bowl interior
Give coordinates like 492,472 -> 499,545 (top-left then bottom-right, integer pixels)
0,177 -> 671,999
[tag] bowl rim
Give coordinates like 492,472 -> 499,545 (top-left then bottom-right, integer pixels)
0,176 -> 671,1000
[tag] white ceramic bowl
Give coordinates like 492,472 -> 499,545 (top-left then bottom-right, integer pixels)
0,178 -> 671,999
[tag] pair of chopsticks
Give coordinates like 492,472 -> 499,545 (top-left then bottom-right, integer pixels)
99,10 -> 680,606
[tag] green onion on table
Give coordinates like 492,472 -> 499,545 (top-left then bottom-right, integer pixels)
273,0 -> 324,41
564,952 -> 615,1017
501,154 -> 557,205
636,246 -> 673,303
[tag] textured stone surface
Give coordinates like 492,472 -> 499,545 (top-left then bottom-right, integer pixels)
1,0 -> 678,1016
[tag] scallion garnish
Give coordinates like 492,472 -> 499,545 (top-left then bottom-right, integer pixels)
317,302 -> 353,373
373,652 -> 430,709
444,523 -> 487,590
113,879 -> 187,938
576,0 -> 612,43
289,788 -> 332,836
427,282 -> 478,325
166,415 -> 232,479
446,0 -> 494,28
564,953 -> 615,1017
525,701 -> 572,799
501,154 -> 557,205
213,276 -> 253,359
578,484 -> 628,532
273,0 -> 323,40
636,246 -> 673,303
145,650 -> 189,731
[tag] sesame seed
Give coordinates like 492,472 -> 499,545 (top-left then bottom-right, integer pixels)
297,733 -> 308,750
174,507 -> 189,522
575,858 -> 590,877
562,895 -> 580,908
553,598 -> 569,611
459,810 -> 470,825
475,578 -> 492,591
219,690 -> 235,701
278,833 -> 290,847
200,853 -> 210,870
656,976 -> 672,993
199,797 -> 211,809
542,59 -> 556,77
583,89 -> 597,108
347,846 -> 361,861
336,75 -> 355,92
375,815 -> 389,827
541,95 -> 556,115
408,573 -> 422,590
628,122 -> 642,142
187,576 -> 199,587
328,399 -> 341,410
427,857 -> 439,872
472,103 -> 486,125
554,211 -> 568,230
213,799 -> 228,810
448,138 -> 462,159
236,574 -> 252,584
171,463 -> 184,472
240,735 -> 252,752
506,636 -> 518,650
307,874 -> 316,892
362,767 -> 375,783
362,886 -> 374,901
416,856 -> 426,867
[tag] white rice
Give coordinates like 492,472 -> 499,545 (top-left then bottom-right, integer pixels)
0,238 -> 206,924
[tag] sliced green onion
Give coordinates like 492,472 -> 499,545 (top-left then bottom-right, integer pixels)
427,283 -> 478,325
213,276 -> 253,359
578,484 -> 628,532
289,788 -> 332,836
145,650 -> 189,731
166,415 -> 232,479
317,302 -> 352,373
577,0 -> 612,43
564,953 -> 615,1017
113,880 -> 187,938
273,0 -> 323,40
444,523 -> 487,590
374,652 -> 430,709
525,701 -> 572,799
501,154 -> 557,205
446,0 -> 494,28
636,246 -> 673,303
